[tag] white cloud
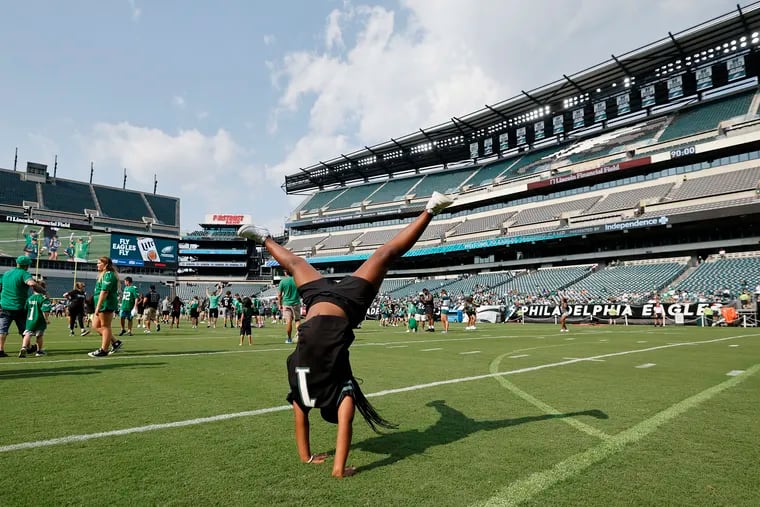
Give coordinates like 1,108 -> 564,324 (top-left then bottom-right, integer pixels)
263,34 -> 276,46
127,0 -> 141,21
78,122 -> 292,233
325,9 -> 345,50
171,95 -> 186,109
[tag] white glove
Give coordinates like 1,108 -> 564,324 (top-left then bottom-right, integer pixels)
131,308 -> 138,317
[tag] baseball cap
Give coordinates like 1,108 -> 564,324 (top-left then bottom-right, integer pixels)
16,255 -> 32,267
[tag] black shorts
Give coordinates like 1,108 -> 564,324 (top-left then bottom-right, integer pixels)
190,309 -> 199,318
298,276 -> 377,328
209,308 -> 219,318
286,315 -> 354,423
170,311 -> 180,318
240,321 -> 252,335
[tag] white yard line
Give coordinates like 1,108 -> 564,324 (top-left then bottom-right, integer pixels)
475,363 -> 760,507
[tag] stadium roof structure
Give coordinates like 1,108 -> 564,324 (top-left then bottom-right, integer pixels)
284,2 -> 760,193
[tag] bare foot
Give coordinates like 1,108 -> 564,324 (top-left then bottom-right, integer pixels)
306,453 -> 330,464
332,466 -> 356,478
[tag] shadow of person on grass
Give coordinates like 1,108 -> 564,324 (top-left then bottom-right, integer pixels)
0,362 -> 167,379
353,400 -> 608,473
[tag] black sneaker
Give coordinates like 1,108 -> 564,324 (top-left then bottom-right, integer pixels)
18,347 -> 27,358
81,329 -> 90,336
109,340 -> 123,355
28,344 -> 38,354
88,349 -> 108,358
69,330 -> 75,336
156,324 -> 161,332
35,350 -> 47,357
119,329 -> 127,336
0,351 -> 7,357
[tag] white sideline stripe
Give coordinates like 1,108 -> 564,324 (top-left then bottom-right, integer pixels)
475,363 -> 760,507
1,334 -> 756,454
729,344 -> 740,348
421,348 -> 442,352
386,345 -> 408,349
636,363 -> 656,369
460,351 -> 481,355
637,341 -> 648,343
726,370 -> 745,376
509,354 -> 529,359
0,405 -> 290,453
563,357 -> 605,362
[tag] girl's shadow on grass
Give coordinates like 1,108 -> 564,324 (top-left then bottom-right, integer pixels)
353,400 -> 608,473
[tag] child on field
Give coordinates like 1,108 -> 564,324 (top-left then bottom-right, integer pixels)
19,281 -> 51,357
239,297 -> 255,346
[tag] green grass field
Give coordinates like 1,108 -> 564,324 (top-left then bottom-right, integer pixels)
1,320 -> 758,506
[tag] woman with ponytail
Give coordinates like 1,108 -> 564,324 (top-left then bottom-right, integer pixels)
87,256 -> 124,358
238,192 -> 454,477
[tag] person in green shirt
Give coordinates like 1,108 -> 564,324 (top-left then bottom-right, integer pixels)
19,281 -> 51,357
278,271 -> 301,344
118,276 -> 140,337
88,256 -> 123,358
189,296 -> 200,329
206,287 -> 221,328
0,256 -> 46,358
74,234 -> 93,263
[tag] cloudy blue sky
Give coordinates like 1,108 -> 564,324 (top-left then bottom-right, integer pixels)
0,0 -> 742,233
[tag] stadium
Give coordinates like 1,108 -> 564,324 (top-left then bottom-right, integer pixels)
1,4 -> 760,506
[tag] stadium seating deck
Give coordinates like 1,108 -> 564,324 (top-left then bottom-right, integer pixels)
40,180 -> 96,214
510,196 -> 601,227
378,277 -> 415,295
585,183 -> 674,215
674,254 -> 760,296
470,159 -> 518,188
658,90 -> 756,142
368,176 -> 422,204
439,272 -> 513,298
505,265 -> 594,296
564,261 -> 688,300
144,194 -> 178,226
94,187 -> 151,221
284,234 -> 328,253
411,168 -> 477,198
0,170 -> 38,206
449,211 -> 515,237
326,182 -> 384,209
640,195 -> 760,220
664,166 -> 760,202
319,232 -> 363,251
300,187 -> 346,213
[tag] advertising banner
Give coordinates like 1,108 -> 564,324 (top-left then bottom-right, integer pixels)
696,66 -> 713,91
593,100 -> 607,122
533,120 -> 545,141
483,137 -> 493,156
516,302 -> 715,321
572,108 -> 585,129
667,75 -> 683,100
641,85 -> 656,107
616,93 -> 630,114
110,233 -> 178,267
203,214 -> 252,226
